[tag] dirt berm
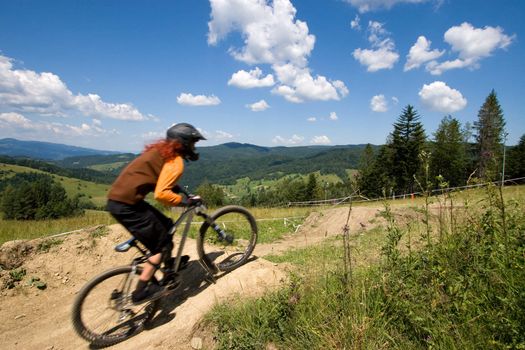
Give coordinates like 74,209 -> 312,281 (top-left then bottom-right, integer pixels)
0,206 -> 381,349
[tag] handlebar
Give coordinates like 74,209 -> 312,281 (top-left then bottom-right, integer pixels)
172,184 -> 190,197
173,185 -> 204,207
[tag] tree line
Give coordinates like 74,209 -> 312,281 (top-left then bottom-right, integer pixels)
356,90 -> 524,199
0,155 -> 114,184
197,90 -> 524,206
1,90 -> 523,213
0,173 -> 85,220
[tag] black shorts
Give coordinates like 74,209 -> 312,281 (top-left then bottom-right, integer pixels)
107,199 -> 173,254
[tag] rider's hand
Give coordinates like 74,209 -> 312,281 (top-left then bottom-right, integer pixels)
182,195 -> 203,206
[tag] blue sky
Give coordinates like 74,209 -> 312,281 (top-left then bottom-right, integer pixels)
0,0 -> 523,152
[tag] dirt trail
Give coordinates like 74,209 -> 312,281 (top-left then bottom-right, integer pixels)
0,206 -> 382,350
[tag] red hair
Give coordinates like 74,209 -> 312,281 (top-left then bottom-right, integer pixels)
143,139 -> 183,160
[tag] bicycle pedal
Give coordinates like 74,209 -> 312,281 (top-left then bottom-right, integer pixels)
166,280 -> 181,291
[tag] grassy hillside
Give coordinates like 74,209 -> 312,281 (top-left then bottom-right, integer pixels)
183,144 -> 368,189
220,171 -> 351,200
205,185 -> 525,349
53,153 -> 136,170
0,163 -> 110,208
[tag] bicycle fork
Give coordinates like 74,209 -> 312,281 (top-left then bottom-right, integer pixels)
197,210 -> 234,244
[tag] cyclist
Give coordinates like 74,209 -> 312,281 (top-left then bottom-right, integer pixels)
106,123 -> 205,304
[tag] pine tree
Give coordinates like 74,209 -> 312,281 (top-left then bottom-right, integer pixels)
356,144 -> 377,197
0,172 -> 82,220
506,134 -> 525,179
474,90 -> 506,180
430,116 -> 468,187
305,173 -> 319,201
389,105 -> 427,194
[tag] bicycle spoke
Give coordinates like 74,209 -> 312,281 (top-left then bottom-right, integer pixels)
72,266 -> 158,347
198,206 -> 257,272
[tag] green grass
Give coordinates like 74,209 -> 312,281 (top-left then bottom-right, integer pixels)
87,161 -> 128,171
165,205 -> 311,244
0,210 -> 115,245
204,185 -> 525,349
0,205 -> 311,246
0,162 -> 110,207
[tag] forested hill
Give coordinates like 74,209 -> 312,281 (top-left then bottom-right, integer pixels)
54,142 -> 376,189
0,139 -> 379,189
183,143 -> 374,189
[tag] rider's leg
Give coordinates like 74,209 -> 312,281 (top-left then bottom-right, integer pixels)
140,253 -> 162,282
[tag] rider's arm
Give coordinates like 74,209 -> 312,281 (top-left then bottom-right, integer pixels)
154,156 -> 184,206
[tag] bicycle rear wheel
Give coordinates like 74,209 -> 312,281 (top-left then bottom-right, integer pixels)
197,205 -> 257,272
71,266 -> 159,347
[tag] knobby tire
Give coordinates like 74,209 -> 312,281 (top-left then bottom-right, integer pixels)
71,266 -> 158,347
197,205 -> 257,272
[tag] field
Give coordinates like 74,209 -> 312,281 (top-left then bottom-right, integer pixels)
220,170 -> 353,199
0,163 -> 110,207
0,204 -> 313,245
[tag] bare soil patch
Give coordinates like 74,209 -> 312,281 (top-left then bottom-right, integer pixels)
0,206 -> 383,349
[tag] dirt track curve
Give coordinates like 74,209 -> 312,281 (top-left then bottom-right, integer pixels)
0,206 -> 381,350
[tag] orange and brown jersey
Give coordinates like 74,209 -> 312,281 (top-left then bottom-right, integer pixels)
107,148 -> 184,206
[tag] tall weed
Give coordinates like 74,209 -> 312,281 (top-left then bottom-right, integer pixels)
205,186 -> 525,349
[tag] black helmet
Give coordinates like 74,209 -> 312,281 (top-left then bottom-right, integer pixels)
166,123 -> 206,161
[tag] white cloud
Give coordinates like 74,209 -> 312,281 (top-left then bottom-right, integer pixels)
228,67 -> 275,88
196,128 -> 234,141
0,54 -> 150,121
345,0 -> 430,13
208,0 -> 315,67
370,94 -> 388,112
426,59 -> 472,75
0,112 -> 113,138
208,0 -> 348,103
351,15 -> 361,30
404,36 -> 445,71
271,63 -> 349,103
310,135 -> 331,145
329,112 -> 338,121
353,21 -> 399,72
426,23 -> 515,75
392,96 -> 399,104
307,117 -> 316,122
445,22 -> 514,60
353,48 -> 399,72
215,130 -> 234,140
246,99 -> 270,112
272,134 -> 304,145
418,81 -> 467,113
176,93 -> 221,106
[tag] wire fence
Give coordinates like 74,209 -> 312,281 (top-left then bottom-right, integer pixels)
286,176 -> 525,207
44,177 -> 525,239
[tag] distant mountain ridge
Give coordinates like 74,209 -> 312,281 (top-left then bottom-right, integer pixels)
0,139 -> 381,189
0,138 -> 120,160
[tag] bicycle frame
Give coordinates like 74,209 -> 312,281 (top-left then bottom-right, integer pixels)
114,202 -> 239,287
169,205 -> 195,273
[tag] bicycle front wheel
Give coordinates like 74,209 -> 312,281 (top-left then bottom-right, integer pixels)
198,205 -> 258,272
71,266 -> 159,347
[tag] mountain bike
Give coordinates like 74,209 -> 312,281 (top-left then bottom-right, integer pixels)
71,192 -> 257,347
